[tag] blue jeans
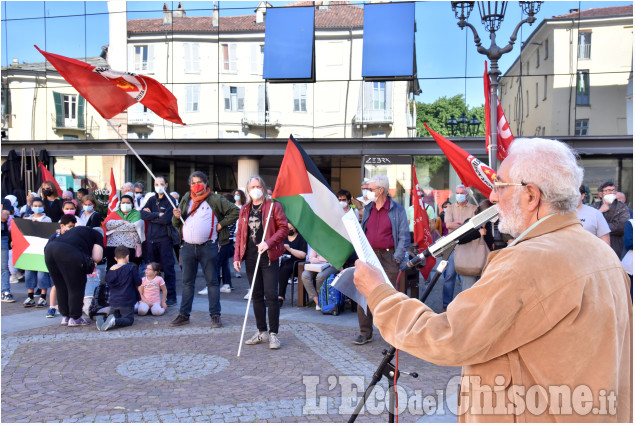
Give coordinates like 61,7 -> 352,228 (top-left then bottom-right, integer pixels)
1,236 -> 10,293
442,252 -> 461,307
25,270 -> 51,290
179,240 -> 220,317
459,274 -> 479,292
216,243 -> 234,287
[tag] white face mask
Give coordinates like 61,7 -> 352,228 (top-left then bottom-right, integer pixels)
456,193 -> 467,203
125,191 -> 134,198
154,185 -> 165,194
366,190 -> 377,202
339,201 -> 348,209
135,193 -> 143,199
249,188 -> 263,201
234,195 -> 241,202
120,203 -> 132,213
604,194 -> 617,205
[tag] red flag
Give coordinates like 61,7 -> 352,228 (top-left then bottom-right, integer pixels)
424,123 -> 496,198
107,169 -> 119,213
35,46 -> 185,125
38,162 -> 62,196
412,165 -> 435,280
484,61 -> 514,161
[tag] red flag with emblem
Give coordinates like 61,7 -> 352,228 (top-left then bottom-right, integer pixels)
35,46 -> 184,125
484,61 -> 514,161
424,123 -> 496,198
412,165 -> 435,280
107,168 -> 119,213
38,162 -> 62,196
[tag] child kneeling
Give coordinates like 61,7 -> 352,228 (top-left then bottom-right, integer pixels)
135,262 -> 167,316
98,245 -> 141,331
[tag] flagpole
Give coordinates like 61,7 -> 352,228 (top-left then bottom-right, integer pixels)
237,196 -> 275,357
105,119 -> 184,224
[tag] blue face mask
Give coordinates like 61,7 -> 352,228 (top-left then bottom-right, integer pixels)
83,205 -> 94,212
456,194 -> 467,203
32,207 -> 44,214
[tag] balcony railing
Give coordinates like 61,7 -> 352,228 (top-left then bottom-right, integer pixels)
128,111 -> 155,126
578,43 -> 591,59
352,109 -> 393,125
241,111 -> 281,129
50,114 -> 85,130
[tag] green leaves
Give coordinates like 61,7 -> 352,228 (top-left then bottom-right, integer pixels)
416,94 -> 485,138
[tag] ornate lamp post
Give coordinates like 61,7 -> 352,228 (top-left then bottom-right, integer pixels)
446,112 -> 480,137
451,1 -> 542,171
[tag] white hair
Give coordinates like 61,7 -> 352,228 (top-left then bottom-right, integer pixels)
370,175 -> 390,193
121,182 -> 133,192
455,184 -> 466,192
507,138 -> 583,213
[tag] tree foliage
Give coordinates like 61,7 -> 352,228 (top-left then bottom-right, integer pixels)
416,94 -> 486,138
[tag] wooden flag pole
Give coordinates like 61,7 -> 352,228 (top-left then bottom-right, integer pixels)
106,119 -> 184,224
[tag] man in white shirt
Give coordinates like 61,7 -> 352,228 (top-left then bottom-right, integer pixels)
577,185 -> 610,245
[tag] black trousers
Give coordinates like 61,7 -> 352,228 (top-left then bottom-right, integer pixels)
245,253 -> 280,334
44,241 -> 88,320
148,239 -> 177,301
277,259 -> 296,300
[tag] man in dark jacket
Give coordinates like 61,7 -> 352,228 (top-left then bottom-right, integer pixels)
169,171 -> 239,328
141,176 -> 178,306
592,181 -> 631,258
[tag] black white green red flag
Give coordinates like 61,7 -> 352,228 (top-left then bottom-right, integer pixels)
11,218 -> 59,272
272,136 -> 354,269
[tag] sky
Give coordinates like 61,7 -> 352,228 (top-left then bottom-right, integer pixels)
1,0 -> 631,107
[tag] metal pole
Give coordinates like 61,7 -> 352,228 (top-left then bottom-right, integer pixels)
489,58 -> 499,171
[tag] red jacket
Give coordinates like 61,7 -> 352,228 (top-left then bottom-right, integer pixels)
234,199 -> 289,263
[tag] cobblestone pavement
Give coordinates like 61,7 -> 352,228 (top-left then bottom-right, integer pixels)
1,267 -> 462,423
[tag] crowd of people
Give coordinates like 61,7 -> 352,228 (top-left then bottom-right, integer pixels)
1,162 -> 632,346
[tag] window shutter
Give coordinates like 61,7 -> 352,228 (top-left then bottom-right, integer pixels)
356,82 -> 364,121
385,82 -> 392,115
293,84 -> 299,111
192,43 -> 200,73
147,45 -> 155,73
53,91 -> 64,127
222,85 -> 230,111
364,82 -> 373,112
193,84 -> 200,111
185,85 -> 192,111
251,45 -> 259,74
229,44 -> 237,72
184,43 -> 191,73
237,86 -> 245,111
258,84 -> 265,114
77,96 -> 85,129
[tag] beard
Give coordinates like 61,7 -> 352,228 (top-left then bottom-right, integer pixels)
497,191 -> 525,238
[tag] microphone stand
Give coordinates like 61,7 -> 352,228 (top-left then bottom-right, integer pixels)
348,243 -> 457,423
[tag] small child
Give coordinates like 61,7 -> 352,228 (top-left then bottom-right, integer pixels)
24,198 -> 52,308
135,262 -> 167,316
98,245 -> 141,331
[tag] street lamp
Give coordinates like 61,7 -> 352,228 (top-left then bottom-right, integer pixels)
446,112 -> 480,137
451,1 -> 542,171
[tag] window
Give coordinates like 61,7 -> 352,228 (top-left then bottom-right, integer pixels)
185,84 -> 200,112
53,92 -> 85,129
223,85 -> 244,111
543,76 -> 548,100
293,84 -> 307,112
251,44 -> 264,75
64,95 -> 77,127
576,70 -> 590,105
544,38 -> 549,59
575,119 -> 589,136
578,32 -> 591,59
133,45 -> 154,73
222,43 -> 237,73
536,48 -> 540,67
63,134 -> 79,140
373,82 -> 386,110
184,43 -> 200,74
535,83 -> 539,107
525,91 -> 529,116
370,131 -> 386,137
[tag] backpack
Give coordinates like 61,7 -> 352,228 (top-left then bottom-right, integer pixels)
319,273 -> 345,315
88,283 -> 110,319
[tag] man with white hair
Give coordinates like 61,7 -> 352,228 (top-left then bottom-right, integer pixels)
353,138 -> 632,422
120,182 -> 134,198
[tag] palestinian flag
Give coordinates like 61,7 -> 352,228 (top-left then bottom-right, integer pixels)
273,136 -> 354,268
11,218 -> 59,272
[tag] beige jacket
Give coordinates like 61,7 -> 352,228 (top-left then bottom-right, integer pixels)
368,212 -> 632,422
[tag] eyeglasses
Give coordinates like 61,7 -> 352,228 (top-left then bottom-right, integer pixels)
367,187 -> 381,192
491,177 -> 527,193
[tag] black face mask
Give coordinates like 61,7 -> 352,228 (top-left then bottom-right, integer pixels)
288,230 -> 296,236
42,189 -> 53,197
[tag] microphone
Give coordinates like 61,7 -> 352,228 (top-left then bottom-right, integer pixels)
407,205 -> 499,268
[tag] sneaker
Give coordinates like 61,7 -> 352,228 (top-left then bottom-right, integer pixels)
353,335 -> 373,345
244,330 -> 269,345
100,314 -> 116,331
243,290 -> 251,300
1,292 -> 15,303
198,287 -> 208,295
23,297 -> 35,308
16,271 -> 24,281
68,317 -> 91,327
211,315 -> 222,328
96,315 -> 104,331
235,273 -> 242,278
166,298 -> 178,307
9,275 -> 18,284
36,297 -> 47,308
60,316 -> 69,326
315,304 -> 321,311
220,284 -> 232,293
269,332 -> 281,349
46,307 -> 56,318
169,314 -> 190,327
